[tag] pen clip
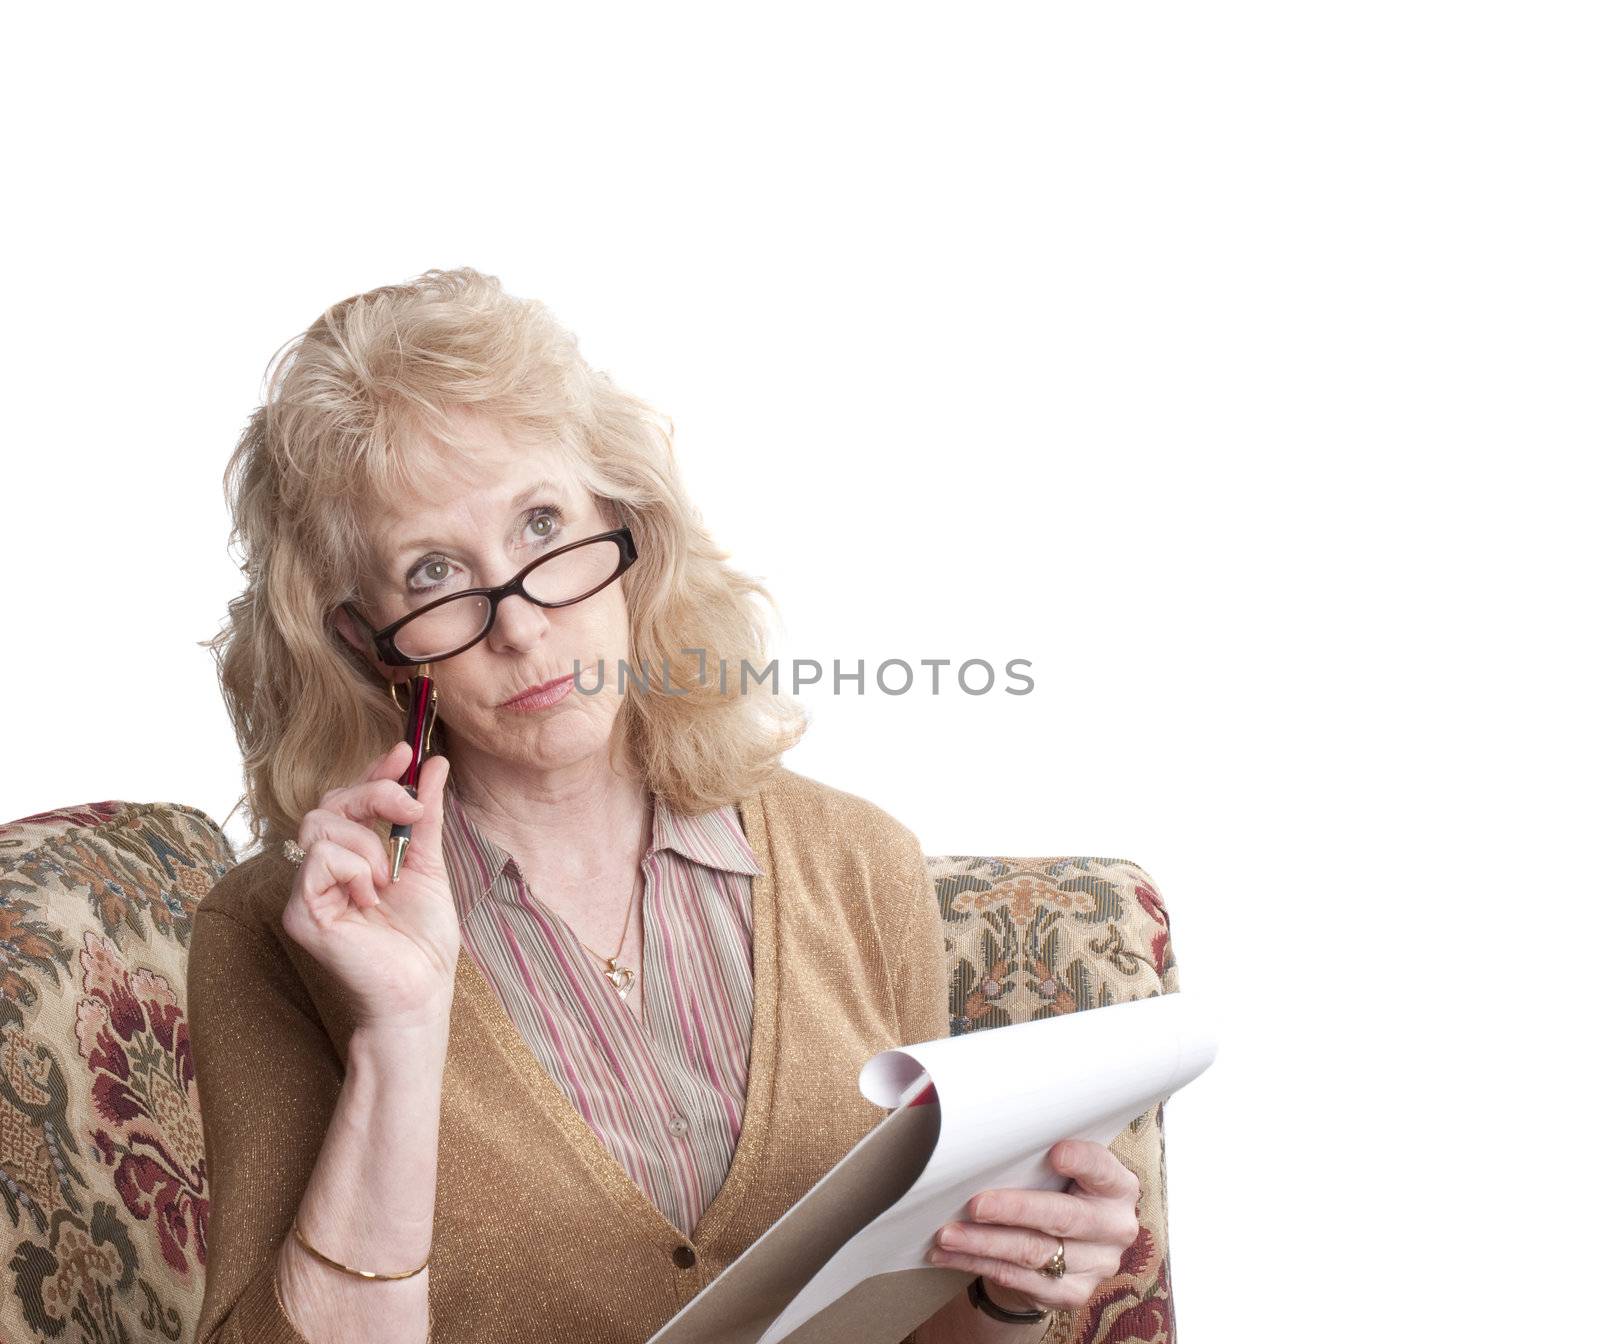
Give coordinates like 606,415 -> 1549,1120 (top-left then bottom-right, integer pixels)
422,680 -> 438,756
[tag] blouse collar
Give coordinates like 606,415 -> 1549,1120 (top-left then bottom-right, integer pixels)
439,776 -> 763,922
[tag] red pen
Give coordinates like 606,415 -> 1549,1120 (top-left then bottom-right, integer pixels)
389,663 -> 438,882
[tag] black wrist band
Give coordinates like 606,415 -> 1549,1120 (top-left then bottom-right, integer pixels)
967,1275 -> 1048,1324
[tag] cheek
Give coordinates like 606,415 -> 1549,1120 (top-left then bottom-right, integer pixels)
590,594 -> 631,653
427,655 -> 507,721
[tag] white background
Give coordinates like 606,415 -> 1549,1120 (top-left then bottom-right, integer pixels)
4,4 -> 1595,1339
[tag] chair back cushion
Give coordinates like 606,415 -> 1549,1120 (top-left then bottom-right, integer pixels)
0,801 -> 234,1344
927,854 -> 1179,1344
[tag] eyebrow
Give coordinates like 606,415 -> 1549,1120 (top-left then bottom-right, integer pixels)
390,479 -> 565,568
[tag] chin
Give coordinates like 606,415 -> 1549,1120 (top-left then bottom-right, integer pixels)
508,712 -> 614,768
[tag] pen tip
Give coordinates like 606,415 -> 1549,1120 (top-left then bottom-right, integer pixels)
389,835 -> 409,884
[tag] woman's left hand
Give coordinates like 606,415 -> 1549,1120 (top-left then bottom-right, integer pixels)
925,1138 -> 1142,1315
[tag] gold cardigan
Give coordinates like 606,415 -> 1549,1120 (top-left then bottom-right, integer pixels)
189,765 -> 952,1343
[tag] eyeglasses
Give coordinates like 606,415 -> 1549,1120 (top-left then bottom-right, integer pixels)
341,527 -> 638,667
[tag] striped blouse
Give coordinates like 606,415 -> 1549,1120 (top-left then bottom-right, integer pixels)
438,780 -> 764,1237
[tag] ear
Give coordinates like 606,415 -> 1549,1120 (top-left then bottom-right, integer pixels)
331,605 -> 368,655
332,606 -> 398,685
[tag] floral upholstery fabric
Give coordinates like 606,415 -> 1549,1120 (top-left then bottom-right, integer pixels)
928,855 -> 1179,1344
0,802 -> 1179,1344
0,801 -> 235,1344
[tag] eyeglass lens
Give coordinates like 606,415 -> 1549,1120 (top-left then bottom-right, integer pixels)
392,537 -> 625,660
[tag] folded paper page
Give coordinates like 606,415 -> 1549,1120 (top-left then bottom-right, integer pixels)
646,990 -> 1218,1344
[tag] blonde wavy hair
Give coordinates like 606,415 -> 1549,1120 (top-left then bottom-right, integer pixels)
206,267 -> 807,856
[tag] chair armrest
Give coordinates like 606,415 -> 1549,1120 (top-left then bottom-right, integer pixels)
926,854 -> 1180,1344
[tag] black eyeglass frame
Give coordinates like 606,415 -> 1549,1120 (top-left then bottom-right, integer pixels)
340,527 -> 639,668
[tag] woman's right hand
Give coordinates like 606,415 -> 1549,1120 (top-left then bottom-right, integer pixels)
281,741 -> 458,1032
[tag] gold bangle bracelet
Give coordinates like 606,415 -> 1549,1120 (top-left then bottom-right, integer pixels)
291,1216 -> 431,1281
274,1254 -> 435,1343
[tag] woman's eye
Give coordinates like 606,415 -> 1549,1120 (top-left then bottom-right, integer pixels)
405,558 -> 455,597
406,506 -> 564,594
524,505 -> 563,537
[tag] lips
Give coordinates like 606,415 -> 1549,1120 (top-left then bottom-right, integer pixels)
500,673 -> 577,707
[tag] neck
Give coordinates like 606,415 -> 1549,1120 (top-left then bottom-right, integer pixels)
446,747 -> 653,903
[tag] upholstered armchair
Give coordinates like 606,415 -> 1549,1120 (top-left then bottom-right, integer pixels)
0,801 -> 1179,1344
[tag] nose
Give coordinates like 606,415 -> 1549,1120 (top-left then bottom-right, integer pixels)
485,586 -> 552,653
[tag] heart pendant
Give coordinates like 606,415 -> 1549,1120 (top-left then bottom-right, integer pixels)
603,961 -> 635,999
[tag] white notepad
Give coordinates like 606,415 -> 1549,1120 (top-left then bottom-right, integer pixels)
646,991 -> 1219,1344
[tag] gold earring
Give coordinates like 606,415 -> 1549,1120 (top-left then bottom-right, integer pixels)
388,668 -> 440,752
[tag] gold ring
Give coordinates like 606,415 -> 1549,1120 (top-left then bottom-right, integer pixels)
282,839 -> 307,867
1038,1239 -> 1068,1279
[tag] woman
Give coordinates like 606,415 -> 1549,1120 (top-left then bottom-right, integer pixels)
190,267 -> 1140,1344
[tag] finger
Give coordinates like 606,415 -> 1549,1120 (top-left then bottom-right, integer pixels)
924,1245 -> 1099,1313
299,813 -> 394,895
967,1186 -> 1136,1248
1047,1140 -> 1142,1202
299,839 -> 382,927
933,1220 -> 1088,1275
326,777 -> 426,829
363,739 -> 415,784
405,753 -> 450,871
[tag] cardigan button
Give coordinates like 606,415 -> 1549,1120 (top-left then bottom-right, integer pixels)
671,1245 -> 697,1269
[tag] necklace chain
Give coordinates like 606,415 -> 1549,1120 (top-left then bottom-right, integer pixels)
571,866 -> 645,999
